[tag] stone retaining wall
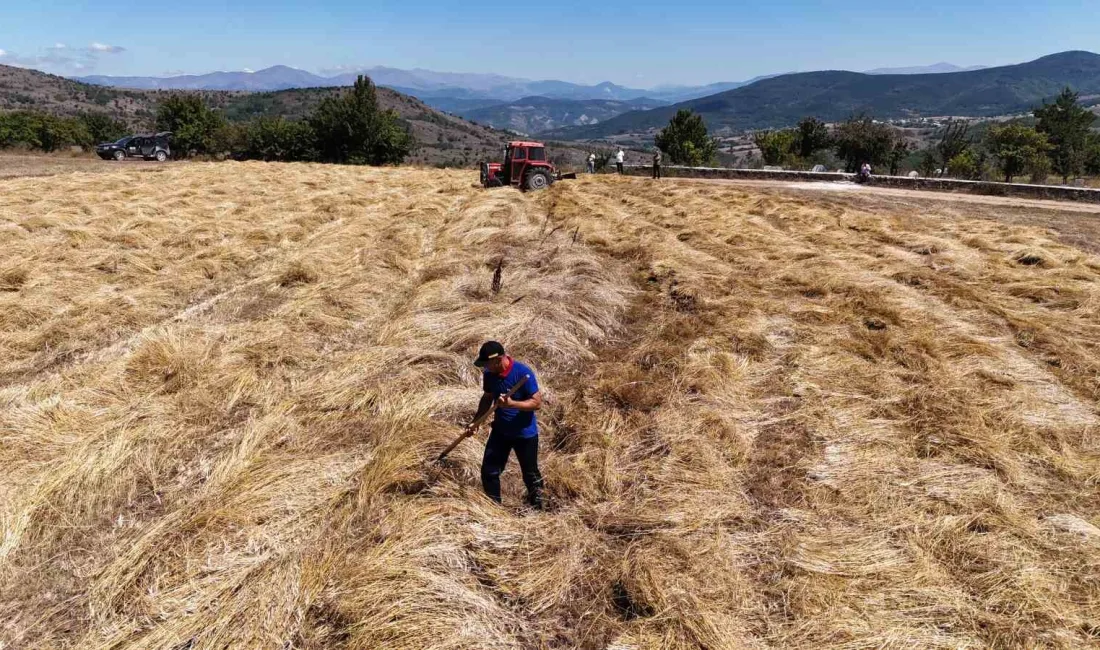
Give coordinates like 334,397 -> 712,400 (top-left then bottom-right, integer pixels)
619,165 -> 1100,204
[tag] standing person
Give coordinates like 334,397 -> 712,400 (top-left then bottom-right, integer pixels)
652,148 -> 662,179
466,341 -> 544,509
616,148 -> 625,174
587,152 -> 596,174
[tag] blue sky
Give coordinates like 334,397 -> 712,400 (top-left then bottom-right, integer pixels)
1,0 -> 1097,87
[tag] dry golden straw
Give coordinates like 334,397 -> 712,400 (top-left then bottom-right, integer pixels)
1,161 -> 1098,649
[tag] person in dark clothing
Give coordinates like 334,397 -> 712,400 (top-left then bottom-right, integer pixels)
466,341 -> 544,508
652,149 -> 662,179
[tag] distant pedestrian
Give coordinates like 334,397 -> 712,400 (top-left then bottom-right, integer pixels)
616,148 -> 625,174
652,149 -> 662,179
587,153 -> 596,174
859,162 -> 872,183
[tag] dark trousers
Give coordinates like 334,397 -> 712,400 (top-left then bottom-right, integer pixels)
616,162 -> 624,174
652,163 -> 661,179
481,431 -> 543,506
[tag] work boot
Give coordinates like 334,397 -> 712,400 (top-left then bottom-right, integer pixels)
526,489 -> 544,511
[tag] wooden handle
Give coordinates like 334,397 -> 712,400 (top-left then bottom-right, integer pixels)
436,375 -> 530,462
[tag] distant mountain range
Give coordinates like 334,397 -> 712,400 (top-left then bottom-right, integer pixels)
72,62 -> 1007,134
865,63 -> 987,75
546,51 -> 1100,139
75,67 -> 777,105
459,96 -> 667,134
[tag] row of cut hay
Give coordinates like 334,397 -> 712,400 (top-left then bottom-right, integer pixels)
2,167 -> 1099,648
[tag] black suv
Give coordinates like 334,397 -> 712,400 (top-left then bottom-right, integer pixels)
96,132 -> 172,162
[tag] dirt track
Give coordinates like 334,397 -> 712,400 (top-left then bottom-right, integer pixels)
682,176 -> 1100,255
687,176 -> 1100,214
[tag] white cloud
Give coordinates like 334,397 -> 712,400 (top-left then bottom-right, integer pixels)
89,42 -> 125,54
0,41 -> 126,74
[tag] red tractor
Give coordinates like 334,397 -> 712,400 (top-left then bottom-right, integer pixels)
480,141 -> 576,191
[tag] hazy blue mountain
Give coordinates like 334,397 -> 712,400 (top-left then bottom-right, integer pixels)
459,96 -> 668,134
865,63 -> 987,75
546,51 -> 1100,139
77,65 -> 328,91
76,66 -> 766,104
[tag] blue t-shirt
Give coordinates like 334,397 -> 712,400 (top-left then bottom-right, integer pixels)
483,360 -> 540,438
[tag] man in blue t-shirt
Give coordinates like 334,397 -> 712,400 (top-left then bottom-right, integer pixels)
465,340 -> 544,508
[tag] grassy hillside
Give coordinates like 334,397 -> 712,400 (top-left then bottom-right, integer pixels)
1,64 -> 592,167
0,65 -> 158,124
552,51 -> 1100,139
2,163 -> 1099,648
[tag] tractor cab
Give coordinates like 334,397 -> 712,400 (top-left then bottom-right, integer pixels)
480,141 -> 574,191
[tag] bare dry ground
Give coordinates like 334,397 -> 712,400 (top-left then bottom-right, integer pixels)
0,152 -> 176,180
1,164 -> 1099,649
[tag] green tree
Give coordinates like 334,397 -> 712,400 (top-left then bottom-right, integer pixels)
947,149 -> 980,180
1028,154 -> 1052,185
1085,132 -> 1100,176
986,124 -> 1050,183
936,119 -> 971,171
918,149 -> 939,177
654,109 -> 718,166
752,129 -> 798,166
833,114 -> 896,172
888,140 -> 911,176
0,113 -> 93,152
795,117 -> 832,159
39,115 -> 91,152
79,112 -> 127,145
309,75 -> 415,165
243,117 -> 316,161
1034,87 -> 1096,183
155,94 -> 227,157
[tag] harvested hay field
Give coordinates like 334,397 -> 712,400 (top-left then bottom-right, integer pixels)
2,163 -> 1099,649
0,153 -> 165,180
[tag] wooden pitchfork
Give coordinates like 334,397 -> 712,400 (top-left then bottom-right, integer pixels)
436,374 -> 529,463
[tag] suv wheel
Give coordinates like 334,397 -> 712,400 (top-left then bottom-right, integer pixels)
155,150 -> 168,162
524,169 -> 551,191
113,150 -> 125,161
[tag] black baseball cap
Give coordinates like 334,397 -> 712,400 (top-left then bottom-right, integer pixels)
474,340 -> 505,367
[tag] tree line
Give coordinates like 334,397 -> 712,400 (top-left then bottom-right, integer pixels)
0,111 -> 128,152
654,88 -> 1100,183
0,76 -> 415,165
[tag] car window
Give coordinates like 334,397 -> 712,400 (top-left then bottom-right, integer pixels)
512,147 -> 526,161
130,137 -> 143,147
528,147 -> 546,161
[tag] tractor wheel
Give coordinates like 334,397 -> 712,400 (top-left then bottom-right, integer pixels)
113,150 -> 125,161
524,169 -> 551,191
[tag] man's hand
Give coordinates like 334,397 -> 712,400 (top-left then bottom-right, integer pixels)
495,395 -> 515,410
463,422 -> 480,437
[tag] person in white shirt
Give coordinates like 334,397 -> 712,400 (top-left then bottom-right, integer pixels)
587,153 -> 596,174
615,148 -> 625,174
